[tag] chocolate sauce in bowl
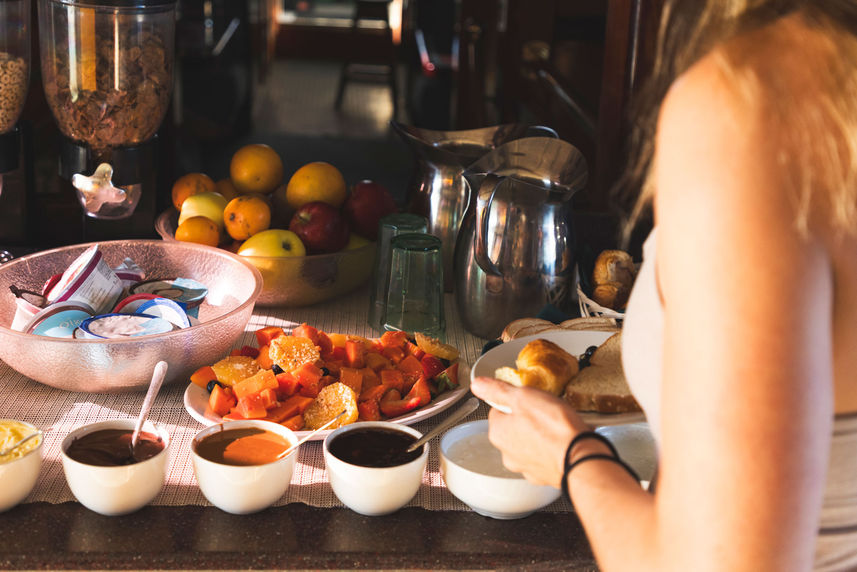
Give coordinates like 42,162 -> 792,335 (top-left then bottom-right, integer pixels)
66,429 -> 164,466
329,427 -> 424,468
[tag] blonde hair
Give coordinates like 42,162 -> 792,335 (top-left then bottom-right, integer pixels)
622,0 -> 857,243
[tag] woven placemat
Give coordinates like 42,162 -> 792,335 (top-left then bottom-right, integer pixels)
0,290 -> 572,513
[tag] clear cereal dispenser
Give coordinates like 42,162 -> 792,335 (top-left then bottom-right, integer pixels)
0,0 -> 30,177
38,0 -> 176,222
0,0 -> 31,248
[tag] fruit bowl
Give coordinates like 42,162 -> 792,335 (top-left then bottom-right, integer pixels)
0,240 -> 262,393
156,209 -> 376,307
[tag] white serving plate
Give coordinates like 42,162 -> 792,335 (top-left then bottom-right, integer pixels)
470,329 -> 645,426
184,363 -> 472,441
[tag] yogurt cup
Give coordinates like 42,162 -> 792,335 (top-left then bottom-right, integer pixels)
45,245 -> 123,315
77,313 -> 176,339
9,287 -> 47,332
136,298 -> 191,329
113,293 -> 163,314
130,278 -> 207,319
24,301 -> 95,338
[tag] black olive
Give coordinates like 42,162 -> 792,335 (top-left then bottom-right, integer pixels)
321,367 -> 331,376
583,345 -> 598,359
272,364 -> 284,375
206,379 -> 225,393
481,339 -> 503,354
578,357 -> 591,369
440,358 -> 451,368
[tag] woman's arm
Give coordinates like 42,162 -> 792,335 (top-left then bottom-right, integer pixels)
474,35 -> 835,571
650,45 -> 833,571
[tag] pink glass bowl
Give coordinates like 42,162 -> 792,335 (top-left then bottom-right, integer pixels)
0,240 -> 262,392
156,209 -> 376,307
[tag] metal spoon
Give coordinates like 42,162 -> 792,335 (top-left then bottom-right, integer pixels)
130,360 -> 168,459
0,429 -> 42,457
275,410 -> 346,460
406,396 -> 480,453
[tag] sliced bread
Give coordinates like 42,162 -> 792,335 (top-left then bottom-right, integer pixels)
562,332 -> 641,413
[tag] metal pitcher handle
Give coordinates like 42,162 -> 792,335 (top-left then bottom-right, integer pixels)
474,173 -> 504,277
525,125 -> 559,139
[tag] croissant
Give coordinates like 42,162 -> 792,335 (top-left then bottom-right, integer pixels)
494,339 -> 579,396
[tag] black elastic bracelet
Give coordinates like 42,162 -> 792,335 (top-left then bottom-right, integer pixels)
561,452 -> 641,505
563,431 -> 619,467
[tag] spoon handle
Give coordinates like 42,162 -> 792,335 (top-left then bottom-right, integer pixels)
0,429 -> 42,457
132,360 -> 169,448
407,396 -> 480,453
276,410 -> 346,459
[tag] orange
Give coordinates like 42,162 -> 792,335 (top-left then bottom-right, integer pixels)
214,177 -> 240,202
171,172 -> 216,210
285,161 -> 347,210
174,215 -> 220,247
223,195 -> 272,241
229,143 -> 284,194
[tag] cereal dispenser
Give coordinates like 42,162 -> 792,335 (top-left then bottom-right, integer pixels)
38,0 -> 176,225
0,0 -> 31,243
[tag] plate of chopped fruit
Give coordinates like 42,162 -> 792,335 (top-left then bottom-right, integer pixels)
184,325 -> 470,441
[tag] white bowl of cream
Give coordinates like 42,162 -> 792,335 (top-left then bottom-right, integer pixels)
439,419 -> 560,519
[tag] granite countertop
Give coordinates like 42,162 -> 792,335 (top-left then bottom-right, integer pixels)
0,503 -> 597,570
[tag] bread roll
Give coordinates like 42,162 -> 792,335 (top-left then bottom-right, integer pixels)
562,332 -> 641,413
494,338 -> 579,396
592,250 -> 636,311
500,318 -> 554,342
592,281 -> 630,310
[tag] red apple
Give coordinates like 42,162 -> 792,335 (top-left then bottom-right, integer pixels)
343,179 -> 398,240
289,201 -> 350,254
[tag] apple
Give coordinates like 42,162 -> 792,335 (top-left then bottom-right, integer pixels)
343,179 -> 398,240
178,191 -> 228,229
289,201 -> 350,254
237,229 -> 306,257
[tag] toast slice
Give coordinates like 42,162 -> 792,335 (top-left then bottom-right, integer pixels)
562,332 -> 641,413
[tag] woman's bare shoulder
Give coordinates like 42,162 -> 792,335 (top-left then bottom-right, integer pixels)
656,14 -> 837,212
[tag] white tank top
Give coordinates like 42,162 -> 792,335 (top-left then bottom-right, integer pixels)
622,229 -> 857,571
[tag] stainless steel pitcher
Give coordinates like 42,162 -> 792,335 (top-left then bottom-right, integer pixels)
454,137 -> 588,339
391,121 -> 557,291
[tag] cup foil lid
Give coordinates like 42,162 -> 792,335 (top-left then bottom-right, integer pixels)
77,313 -> 176,339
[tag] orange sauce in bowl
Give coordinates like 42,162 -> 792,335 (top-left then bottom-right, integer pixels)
194,427 -> 291,466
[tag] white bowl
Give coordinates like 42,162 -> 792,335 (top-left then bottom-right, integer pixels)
191,419 -> 299,515
323,421 -> 428,516
440,420 -> 560,519
0,420 -> 43,512
596,422 -> 657,486
60,419 -> 170,516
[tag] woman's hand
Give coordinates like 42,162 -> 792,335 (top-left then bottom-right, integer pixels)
470,376 -> 590,487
